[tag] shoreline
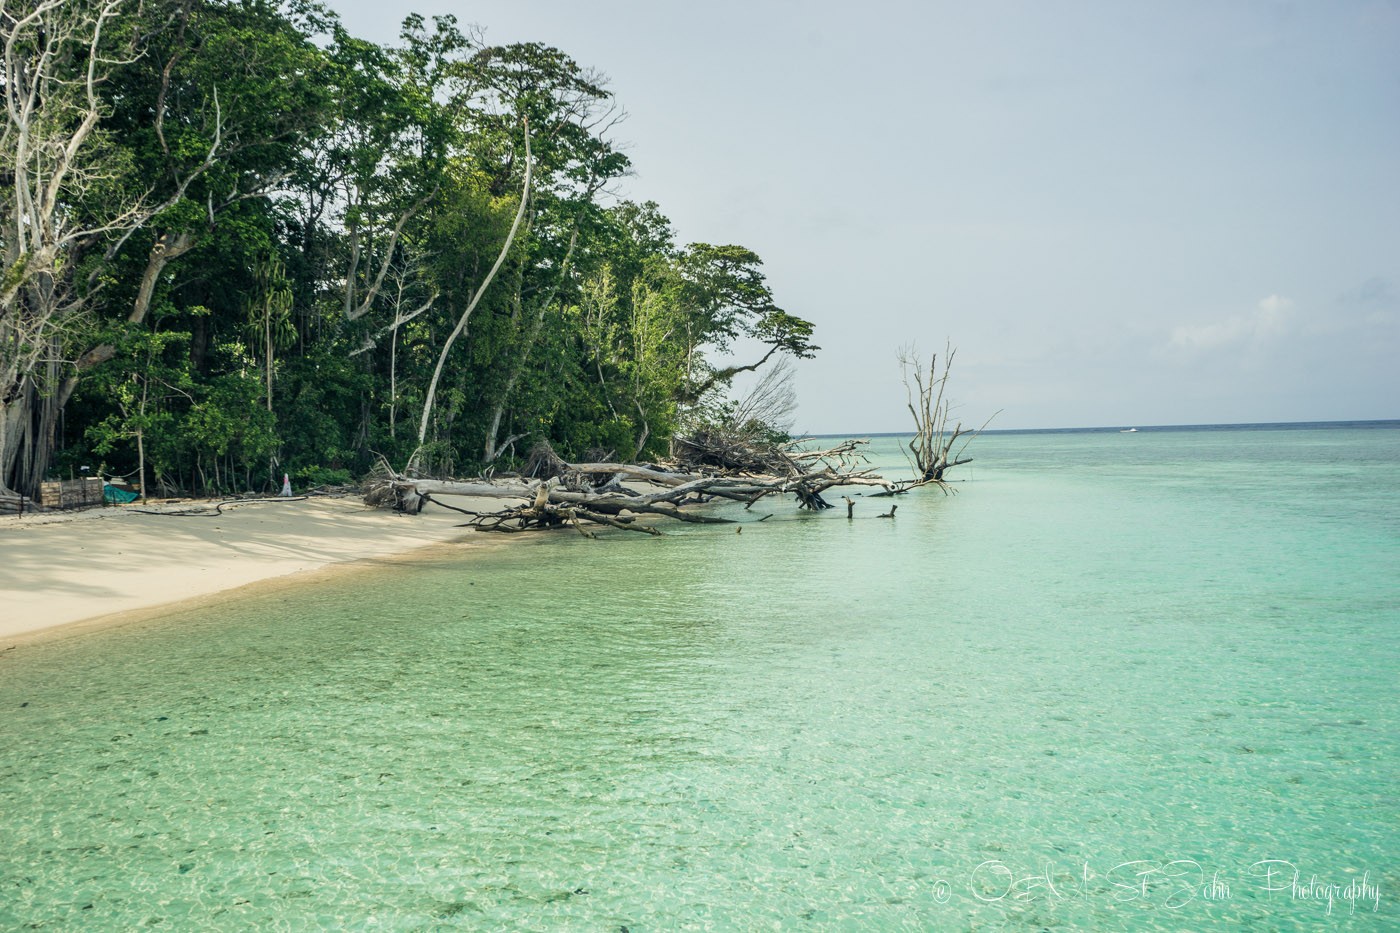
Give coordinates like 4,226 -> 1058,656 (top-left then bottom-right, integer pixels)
0,496 -> 499,646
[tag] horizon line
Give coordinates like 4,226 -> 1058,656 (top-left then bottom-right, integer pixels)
801,418 -> 1400,439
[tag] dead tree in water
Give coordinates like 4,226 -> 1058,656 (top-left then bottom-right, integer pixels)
896,343 -> 996,491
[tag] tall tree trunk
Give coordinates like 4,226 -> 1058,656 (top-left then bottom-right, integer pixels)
264,311 -> 274,412
417,121 -> 532,448
0,394 -> 29,498
136,376 -> 149,499
0,371 -> 64,499
389,326 -> 399,439
131,231 -> 196,325
483,222 -> 582,463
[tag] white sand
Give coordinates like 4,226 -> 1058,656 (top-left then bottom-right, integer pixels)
0,497 -> 492,642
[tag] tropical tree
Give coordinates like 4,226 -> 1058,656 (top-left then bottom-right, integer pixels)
15,4 -> 819,495
1,0 -> 163,495
671,243 -> 816,407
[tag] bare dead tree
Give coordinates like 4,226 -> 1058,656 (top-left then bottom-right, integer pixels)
728,355 -> 797,437
896,342 -> 996,490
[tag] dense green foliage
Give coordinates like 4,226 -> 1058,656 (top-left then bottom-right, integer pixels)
0,0 -> 813,496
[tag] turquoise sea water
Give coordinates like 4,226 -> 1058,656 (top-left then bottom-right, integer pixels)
1,423 -> 1397,930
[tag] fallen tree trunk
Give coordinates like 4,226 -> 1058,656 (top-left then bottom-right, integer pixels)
403,478 -> 536,500
563,462 -> 698,487
549,490 -> 735,524
366,453 -> 892,534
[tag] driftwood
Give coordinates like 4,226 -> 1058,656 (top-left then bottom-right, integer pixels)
365,437 -> 891,535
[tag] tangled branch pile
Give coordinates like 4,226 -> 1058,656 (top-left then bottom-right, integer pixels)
365,436 -> 888,534
672,429 -> 800,476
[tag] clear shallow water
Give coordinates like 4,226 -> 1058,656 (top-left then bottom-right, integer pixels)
1,424 -> 1397,930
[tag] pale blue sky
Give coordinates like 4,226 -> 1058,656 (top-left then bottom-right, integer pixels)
335,0 -> 1400,431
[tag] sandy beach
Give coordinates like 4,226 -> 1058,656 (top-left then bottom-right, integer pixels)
0,496 -> 490,643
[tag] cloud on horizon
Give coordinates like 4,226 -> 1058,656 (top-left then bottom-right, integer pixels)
1166,294 -> 1294,353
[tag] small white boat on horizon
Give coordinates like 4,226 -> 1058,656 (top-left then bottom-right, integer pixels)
1120,428 -> 1139,433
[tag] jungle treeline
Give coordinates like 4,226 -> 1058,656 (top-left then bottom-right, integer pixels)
1,0 -> 816,498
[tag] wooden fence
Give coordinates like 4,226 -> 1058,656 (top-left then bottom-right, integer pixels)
38,477 -> 105,510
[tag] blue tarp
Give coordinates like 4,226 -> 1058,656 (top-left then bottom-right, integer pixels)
103,484 -> 140,504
